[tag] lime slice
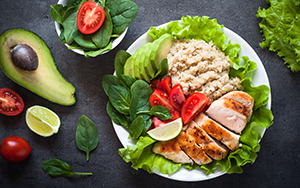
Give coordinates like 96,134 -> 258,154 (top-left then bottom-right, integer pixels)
25,105 -> 61,137
147,118 -> 183,141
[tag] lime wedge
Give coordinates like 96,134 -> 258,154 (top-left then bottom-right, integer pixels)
147,118 -> 183,141
25,105 -> 61,137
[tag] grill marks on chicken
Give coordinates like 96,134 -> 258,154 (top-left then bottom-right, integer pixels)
152,91 -> 254,165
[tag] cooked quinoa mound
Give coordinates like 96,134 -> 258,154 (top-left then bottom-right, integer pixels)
166,39 -> 242,101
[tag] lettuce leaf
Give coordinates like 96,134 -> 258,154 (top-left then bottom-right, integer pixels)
119,15 -> 274,176
257,0 -> 300,72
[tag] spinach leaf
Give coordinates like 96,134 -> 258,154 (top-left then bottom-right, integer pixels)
142,118 -> 152,136
62,8 -> 78,44
92,7 -> 113,48
138,106 -> 172,120
106,0 -> 138,35
106,101 -> 130,129
114,50 -> 131,77
42,158 -> 93,177
73,30 -> 98,50
117,74 -> 136,89
102,74 -> 119,96
76,115 -> 99,161
129,116 -> 144,140
62,6 -> 77,22
153,58 -> 169,79
129,80 -> 152,121
68,0 -> 82,7
50,4 -> 65,24
108,85 -> 131,115
84,41 -> 113,58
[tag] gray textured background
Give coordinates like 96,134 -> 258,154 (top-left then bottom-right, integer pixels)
0,0 -> 299,187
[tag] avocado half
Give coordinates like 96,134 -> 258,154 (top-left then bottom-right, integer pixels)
0,28 -> 76,106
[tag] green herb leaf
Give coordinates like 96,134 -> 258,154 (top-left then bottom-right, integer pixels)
117,74 -> 136,89
106,0 -> 138,35
62,8 -> 78,44
106,101 -> 130,129
102,75 -> 119,96
42,158 -> 93,177
128,116 -> 144,140
76,115 -> 99,161
114,50 -> 131,77
149,106 -> 172,120
50,4 -> 65,24
108,85 -> 131,115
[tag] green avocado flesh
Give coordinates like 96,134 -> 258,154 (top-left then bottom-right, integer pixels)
123,33 -> 174,83
0,28 -> 76,106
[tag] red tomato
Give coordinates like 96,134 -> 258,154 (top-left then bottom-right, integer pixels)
181,92 -> 209,124
150,89 -> 170,108
149,79 -> 161,91
0,88 -> 25,116
203,100 -> 212,112
0,136 -> 32,163
152,116 -> 167,128
77,1 -> 105,34
169,84 -> 186,111
157,77 -> 172,95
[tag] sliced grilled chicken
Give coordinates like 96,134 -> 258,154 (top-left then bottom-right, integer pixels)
177,132 -> 212,165
194,113 -> 240,151
186,121 -> 229,160
152,137 -> 193,164
205,98 -> 250,133
220,91 -> 254,121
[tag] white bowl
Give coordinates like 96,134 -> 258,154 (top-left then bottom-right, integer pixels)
54,0 -> 127,56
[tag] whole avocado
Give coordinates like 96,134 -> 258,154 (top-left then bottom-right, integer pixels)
0,28 -> 76,106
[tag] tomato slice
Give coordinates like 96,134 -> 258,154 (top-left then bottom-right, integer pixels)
77,1 -> 105,34
149,79 -> 161,92
181,92 -> 209,124
169,83 -> 186,111
0,88 -> 24,116
157,77 -> 172,95
150,89 -> 170,108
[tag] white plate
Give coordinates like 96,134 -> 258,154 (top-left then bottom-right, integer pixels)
55,0 -> 127,56
112,23 -> 271,182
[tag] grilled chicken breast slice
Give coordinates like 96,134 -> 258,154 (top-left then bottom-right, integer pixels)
177,132 -> 212,165
186,121 -> 228,160
220,91 -> 254,121
152,137 -> 193,164
205,98 -> 250,133
194,113 -> 240,151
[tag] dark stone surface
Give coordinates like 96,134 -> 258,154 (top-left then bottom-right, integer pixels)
0,0 -> 299,187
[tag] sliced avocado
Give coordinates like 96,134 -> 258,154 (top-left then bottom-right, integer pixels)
142,44 -> 156,79
132,48 -> 141,79
124,57 -> 133,76
137,47 -> 151,83
0,28 -> 76,106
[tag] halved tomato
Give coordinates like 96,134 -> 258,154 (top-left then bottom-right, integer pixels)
150,89 -> 170,108
77,1 -> 105,34
181,92 -> 209,124
169,83 -> 186,111
157,77 -> 172,95
0,88 -> 25,116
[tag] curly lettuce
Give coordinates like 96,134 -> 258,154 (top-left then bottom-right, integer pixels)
119,15 -> 274,175
257,0 -> 300,72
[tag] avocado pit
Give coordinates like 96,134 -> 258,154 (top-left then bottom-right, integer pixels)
11,44 -> 38,71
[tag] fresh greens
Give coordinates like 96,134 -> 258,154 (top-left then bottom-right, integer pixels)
42,158 -> 93,177
119,15 -> 274,175
50,0 -> 138,57
257,0 -> 300,72
76,115 -> 99,161
102,73 -> 171,140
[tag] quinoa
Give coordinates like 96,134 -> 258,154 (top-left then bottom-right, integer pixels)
166,39 -> 242,101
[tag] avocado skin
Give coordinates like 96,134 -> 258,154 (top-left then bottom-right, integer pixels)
0,28 -> 76,106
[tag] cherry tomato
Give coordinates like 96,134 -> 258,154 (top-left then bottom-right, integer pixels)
181,92 -> 209,124
169,84 -> 186,111
0,136 -> 32,163
157,77 -> 172,95
0,88 -> 25,116
149,79 -> 161,92
77,1 -> 105,34
150,89 -> 170,108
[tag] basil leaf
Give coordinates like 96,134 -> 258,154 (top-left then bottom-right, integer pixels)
76,115 -> 99,161
106,0 -> 138,35
102,74 -> 119,96
117,74 -> 136,89
108,85 -> 131,115
92,7 -> 113,48
129,80 -> 152,121
106,101 -> 130,129
42,158 -> 93,177
129,116 -> 144,140
149,106 -> 172,120
114,50 -> 131,77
